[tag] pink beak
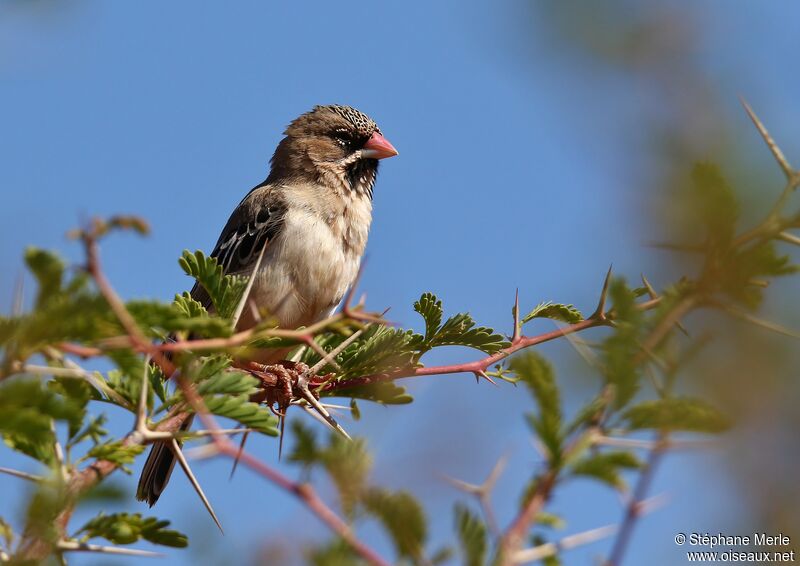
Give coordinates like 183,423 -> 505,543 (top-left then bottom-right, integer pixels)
362,131 -> 399,159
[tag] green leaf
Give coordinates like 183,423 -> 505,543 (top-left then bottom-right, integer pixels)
363,488 -> 428,560
510,352 -> 562,464
334,381 -> 413,405
24,247 -> 65,308
24,480 -> 69,546
48,375 -> 98,439
349,399 -> 361,421
413,294 -> 509,355
193,358 -> 254,397
336,326 -> 422,380
173,291 -> 208,318
623,398 -> 730,433
179,250 -> 248,318
322,435 -> 372,519
287,422 -> 371,519
570,451 -> 641,491
0,516 -> 14,551
127,300 -> 231,338
521,301 -> 583,325
105,349 -> 150,411
0,316 -> 19,347
414,292 -> 443,342
287,420 -> 320,468
692,162 -> 739,247
0,378 -> 84,464
428,313 -> 508,354
430,547 -> 455,565
197,371 -> 257,397
87,441 -> 145,473
564,397 -> 607,436
306,539 -> 359,566
201,395 -> 279,435
185,357 -> 279,435
454,503 -> 487,566
5,292 -> 112,360
536,512 -> 566,530
148,362 -> 168,406
4,433 -> 56,466
68,414 -> 108,448
602,278 -> 644,409
77,512 -> 188,548
721,243 -> 798,309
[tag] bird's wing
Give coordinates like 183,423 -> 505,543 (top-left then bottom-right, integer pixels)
190,184 -> 286,310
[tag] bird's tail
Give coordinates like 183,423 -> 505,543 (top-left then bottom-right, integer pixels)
136,414 -> 194,506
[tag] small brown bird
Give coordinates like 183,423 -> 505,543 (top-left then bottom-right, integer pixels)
136,105 -> 398,506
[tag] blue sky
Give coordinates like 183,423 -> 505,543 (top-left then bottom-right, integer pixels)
2,1 -> 799,564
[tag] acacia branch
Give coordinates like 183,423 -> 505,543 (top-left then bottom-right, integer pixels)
493,292 -> 697,565
214,441 -> 391,566
16,228 -> 390,566
604,434 -> 668,566
14,412 -> 189,561
327,300 -> 668,393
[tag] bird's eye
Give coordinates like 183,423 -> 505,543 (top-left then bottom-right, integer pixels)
332,128 -> 353,148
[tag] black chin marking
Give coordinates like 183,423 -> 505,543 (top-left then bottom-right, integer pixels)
346,158 -> 378,199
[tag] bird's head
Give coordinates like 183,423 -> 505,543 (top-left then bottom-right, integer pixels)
267,104 -> 398,197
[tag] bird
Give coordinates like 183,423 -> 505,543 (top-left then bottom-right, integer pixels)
136,104 -> 398,507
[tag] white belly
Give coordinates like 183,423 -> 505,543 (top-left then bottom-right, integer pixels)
249,207 -> 363,329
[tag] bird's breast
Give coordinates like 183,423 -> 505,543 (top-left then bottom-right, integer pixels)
250,198 -> 371,329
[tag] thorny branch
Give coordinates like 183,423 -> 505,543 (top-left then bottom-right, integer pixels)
602,101 -> 800,566
13,225 -> 391,566
9,100 -> 799,565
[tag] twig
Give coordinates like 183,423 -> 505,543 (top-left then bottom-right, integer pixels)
514,524 -> 618,564
497,469 -> 559,564
778,231 -> 800,246
604,434 -> 669,566
14,412 -> 190,561
69,227 -> 388,565
212,441 -> 391,566
0,467 -> 44,483
328,270 -> 670,394
593,434 -> 714,451
716,302 -> 800,339
80,230 -> 175,377
444,455 -> 507,537
57,540 -> 163,557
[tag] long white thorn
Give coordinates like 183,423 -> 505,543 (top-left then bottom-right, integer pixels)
723,304 -> 800,339
740,97 -> 795,181
306,325 -> 368,376
12,272 -> 24,316
50,420 -> 67,482
136,357 -> 151,431
170,438 -> 223,533
514,524 -> 618,563
304,337 -> 341,370
231,239 -> 269,328
183,428 -> 253,438
0,466 -> 44,483
778,231 -> 800,246
297,386 -> 352,440
556,320 -> 601,369
57,540 -> 163,557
